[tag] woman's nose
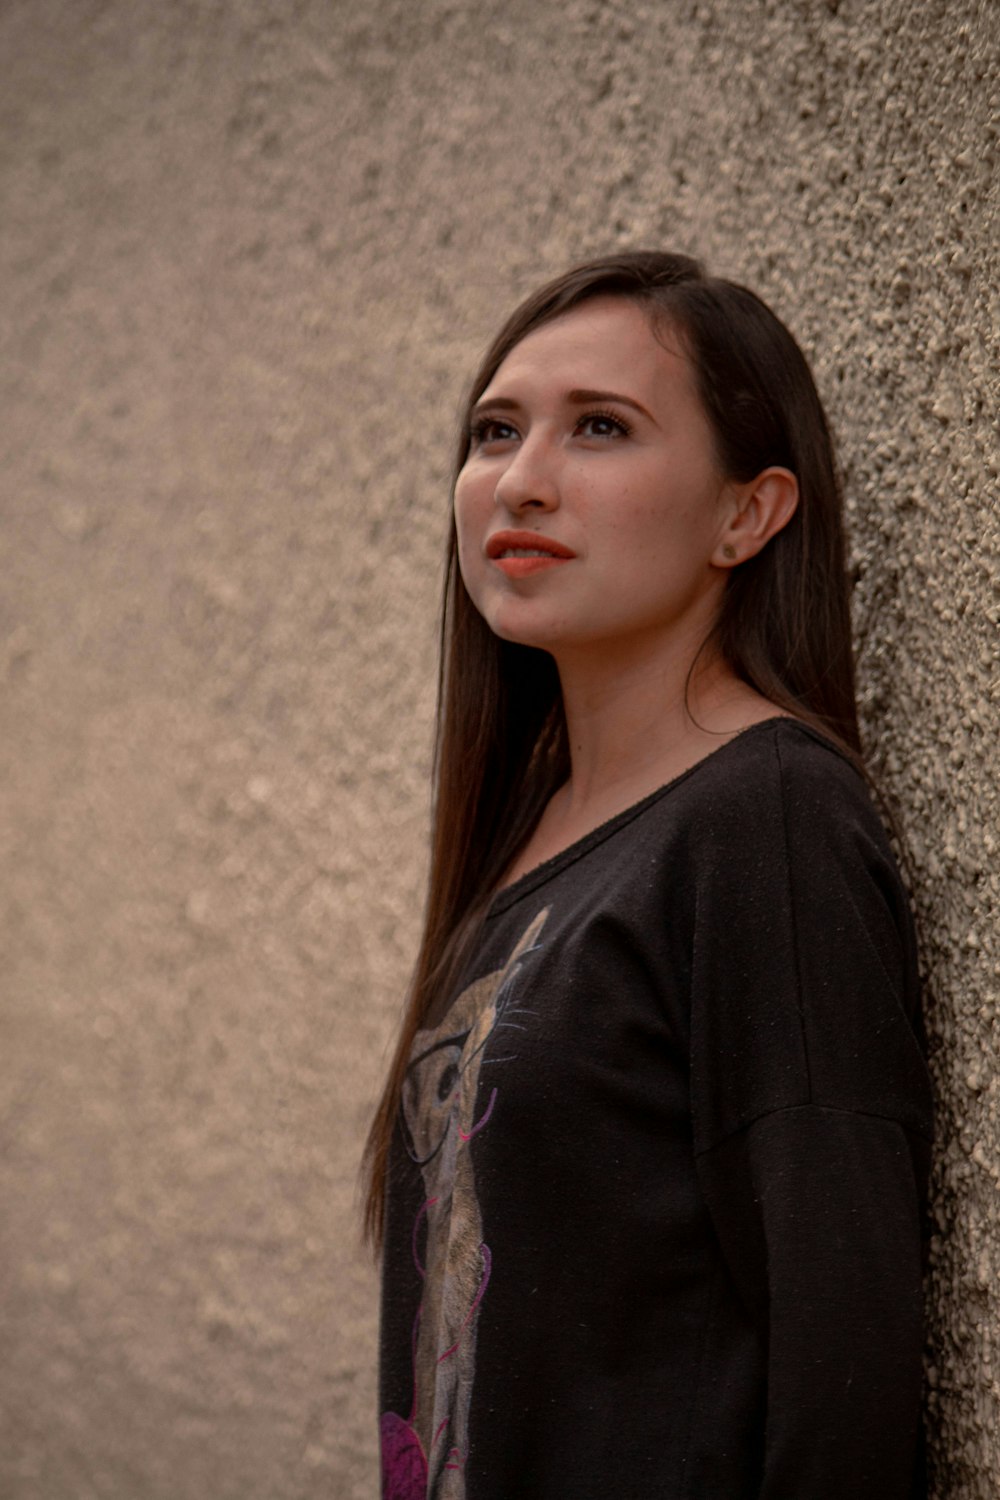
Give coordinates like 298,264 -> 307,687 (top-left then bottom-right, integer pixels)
492,435 -> 560,513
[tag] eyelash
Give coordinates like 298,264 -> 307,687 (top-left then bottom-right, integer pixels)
577,408 -> 633,439
468,408 -> 633,447
468,416 -> 518,446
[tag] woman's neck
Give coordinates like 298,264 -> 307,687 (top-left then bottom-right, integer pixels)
560,633 -> 775,805
499,635 -> 786,889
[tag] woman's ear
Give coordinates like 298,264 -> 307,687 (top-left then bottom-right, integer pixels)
712,467 -> 799,569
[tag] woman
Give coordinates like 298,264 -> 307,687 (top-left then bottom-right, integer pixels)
365,252 -> 933,1500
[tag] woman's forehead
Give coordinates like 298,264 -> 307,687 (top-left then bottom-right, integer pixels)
481,296 -> 693,404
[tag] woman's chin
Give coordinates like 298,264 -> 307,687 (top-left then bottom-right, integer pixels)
477,602 -> 569,652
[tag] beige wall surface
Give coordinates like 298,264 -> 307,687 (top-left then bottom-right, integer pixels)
2,0 -> 997,1496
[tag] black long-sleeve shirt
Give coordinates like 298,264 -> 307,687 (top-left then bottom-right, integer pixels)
379,718 -> 933,1500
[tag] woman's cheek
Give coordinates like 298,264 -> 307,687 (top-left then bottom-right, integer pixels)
455,474 -> 498,583
454,522 -> 489,616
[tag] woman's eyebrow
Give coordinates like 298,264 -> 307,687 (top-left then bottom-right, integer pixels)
470,388 -> 654,422
566,388 -> 654,421
470,396 -> 522,420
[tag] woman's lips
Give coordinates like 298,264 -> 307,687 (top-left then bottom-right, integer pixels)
493,554 -> 570,578
486,530 -> 575,578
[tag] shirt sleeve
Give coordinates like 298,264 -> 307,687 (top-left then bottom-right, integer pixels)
689,726 -> 933,1499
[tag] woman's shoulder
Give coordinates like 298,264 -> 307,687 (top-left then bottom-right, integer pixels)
670,715 -> 902,885
677,715 -> 874,822
693,712 -> 857,777
489,718 -> 891,914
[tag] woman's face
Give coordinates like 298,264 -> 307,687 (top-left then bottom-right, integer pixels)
454,296 -> 737,665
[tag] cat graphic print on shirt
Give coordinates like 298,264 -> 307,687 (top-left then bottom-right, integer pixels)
381,909 -> 549,1500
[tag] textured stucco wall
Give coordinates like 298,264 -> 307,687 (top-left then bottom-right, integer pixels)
1,1 -> 997,1496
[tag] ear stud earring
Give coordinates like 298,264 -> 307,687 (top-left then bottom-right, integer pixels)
722,544 -> 737,560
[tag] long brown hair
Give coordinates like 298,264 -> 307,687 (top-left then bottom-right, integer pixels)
363,250 -> 860,1246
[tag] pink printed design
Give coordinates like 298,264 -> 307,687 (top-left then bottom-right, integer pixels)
380,1411 -> 427,1500
382,910 -> 548,1500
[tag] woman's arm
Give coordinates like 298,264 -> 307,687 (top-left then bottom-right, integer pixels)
697,1105 -> 928,1496
690,724 -> 933,1499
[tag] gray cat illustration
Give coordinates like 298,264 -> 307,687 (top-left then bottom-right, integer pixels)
381,909 -> 548,1500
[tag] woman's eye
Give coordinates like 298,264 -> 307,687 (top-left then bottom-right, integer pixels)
470,417 -> 519,446
577,411 -> 630,439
